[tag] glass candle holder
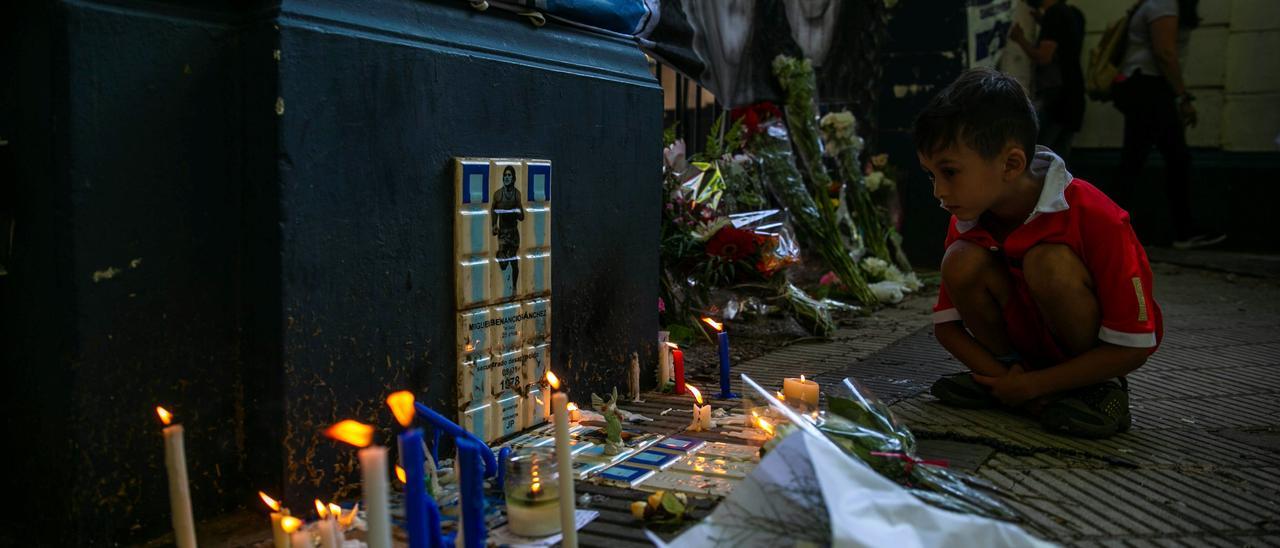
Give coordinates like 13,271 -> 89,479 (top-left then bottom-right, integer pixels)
503,446 -> 562,537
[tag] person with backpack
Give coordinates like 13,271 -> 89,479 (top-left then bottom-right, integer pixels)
1010,0 -> 1087,163
1111,0 -> 1226,249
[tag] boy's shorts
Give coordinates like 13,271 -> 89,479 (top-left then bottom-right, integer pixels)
1002,264 -> 1070,368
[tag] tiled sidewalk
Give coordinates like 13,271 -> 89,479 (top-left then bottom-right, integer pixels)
173,259 -> 1279,547
814,262 -> 1280,546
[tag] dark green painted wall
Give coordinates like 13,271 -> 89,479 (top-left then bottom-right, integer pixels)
2,0 -> 660,543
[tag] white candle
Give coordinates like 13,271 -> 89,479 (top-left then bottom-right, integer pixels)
783,375 -> 820,408
325,420 -> 389,548
157,407 -> 197,548
693,405 -> 712,431
359,446 -> 391,548
315,501 -> 339,548
270,512 -> 288,548
289,527 -> 311,547
280,516 -> 305,548
507,494 -> 561,537
504,456 -> 560,538
686,386 -> 713,431
552,393 -> 578,548
259,491 -> 290,548
328,504 -> 346,545
657,332 -> 671,386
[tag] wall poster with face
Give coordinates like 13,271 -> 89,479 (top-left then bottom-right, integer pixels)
453,158 -> 552,442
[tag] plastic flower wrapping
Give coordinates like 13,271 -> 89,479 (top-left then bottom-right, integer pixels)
742,374 -> 1023,522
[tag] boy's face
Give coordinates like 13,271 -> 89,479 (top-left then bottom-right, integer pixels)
918,141 -> 1024,223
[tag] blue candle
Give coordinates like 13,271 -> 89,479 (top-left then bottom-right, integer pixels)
496,446 -> 512,490
401,427 -> 442,548
414,402 -> 498,478
717,330 -> 734,397
456,437 -> 488,548
388,391 -> 444,548
703,318 -> 738,399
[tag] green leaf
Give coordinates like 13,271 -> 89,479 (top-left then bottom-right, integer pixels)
667,324 -> 698,346
827,395 -> 868,423
660,491 -> 686,515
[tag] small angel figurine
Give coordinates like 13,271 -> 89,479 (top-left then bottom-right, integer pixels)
591,388 -> 626,455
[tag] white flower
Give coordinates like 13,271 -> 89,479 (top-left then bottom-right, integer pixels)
865,171 -> 886,192
870,281 -> 905,304
820,111 -> 856,134
861,257 -> 890,279
692,218 -> 730,242
663,139 -> 688,172
882,264 -> 905,283
902,272 -> 923,291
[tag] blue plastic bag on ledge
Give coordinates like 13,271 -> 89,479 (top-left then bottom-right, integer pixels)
506,0 -> 656,35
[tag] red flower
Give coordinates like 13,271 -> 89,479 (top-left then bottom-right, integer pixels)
730,102 -> 784,139
706,227 -> 764,261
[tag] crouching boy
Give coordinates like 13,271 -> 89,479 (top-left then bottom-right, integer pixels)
915,68 -> 1162,438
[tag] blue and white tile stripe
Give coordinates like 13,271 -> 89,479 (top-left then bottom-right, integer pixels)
527,162 -> 551,202
461,162 -> 489,205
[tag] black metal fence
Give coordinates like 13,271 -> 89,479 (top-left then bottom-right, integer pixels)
652,60 -> 720,156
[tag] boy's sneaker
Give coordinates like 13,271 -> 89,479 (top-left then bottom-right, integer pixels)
1172,231 -> 1227,250
930,372 -> 999,409
1039,378 -> 1131,439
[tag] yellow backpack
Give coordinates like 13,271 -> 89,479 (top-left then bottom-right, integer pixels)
1086,1 -> 1143,101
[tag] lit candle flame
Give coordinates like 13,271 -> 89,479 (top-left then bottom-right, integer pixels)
531,481 -> 541,494
328,503 -> 342,519
758,417 -> 775,436
155,406 -> 173,426
324,419 -> 374,448
315,499 -> 328,518
800,374 -> 806,382
258,491 -> 281,512
776,391 -> 786,401
687,385 -> 704,405
339,504 -> 359,528
281,515 -> 303,534
545,371 -> 560,390
701,317 -> 724,332
566,402 -> 578,412
395,465 -> 407,484
386,390 -> 416,428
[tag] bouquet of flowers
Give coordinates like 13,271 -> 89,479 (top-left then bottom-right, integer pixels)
816,377 -> 1020,521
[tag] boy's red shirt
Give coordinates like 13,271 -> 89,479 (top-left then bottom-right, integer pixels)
933,149 -> 1163,353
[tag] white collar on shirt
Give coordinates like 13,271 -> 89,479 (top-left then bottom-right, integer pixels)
956,146 -> 1073,233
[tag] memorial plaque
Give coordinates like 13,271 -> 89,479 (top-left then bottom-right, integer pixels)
455,158 -> 552,441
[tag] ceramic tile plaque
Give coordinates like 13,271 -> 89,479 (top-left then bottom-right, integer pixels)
455,158 -> 552,442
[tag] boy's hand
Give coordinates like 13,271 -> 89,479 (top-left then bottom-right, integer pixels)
972,364 -> 1040,406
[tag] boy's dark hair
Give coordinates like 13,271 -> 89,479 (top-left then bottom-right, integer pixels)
913,68 -> 1038,160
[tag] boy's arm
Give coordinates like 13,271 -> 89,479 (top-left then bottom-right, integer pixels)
973,343 -> 1147,405
934,321 -> 1011,377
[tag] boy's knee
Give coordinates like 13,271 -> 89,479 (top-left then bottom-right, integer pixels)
941,240 -> 1000,290
1023,244 -> 1093,301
